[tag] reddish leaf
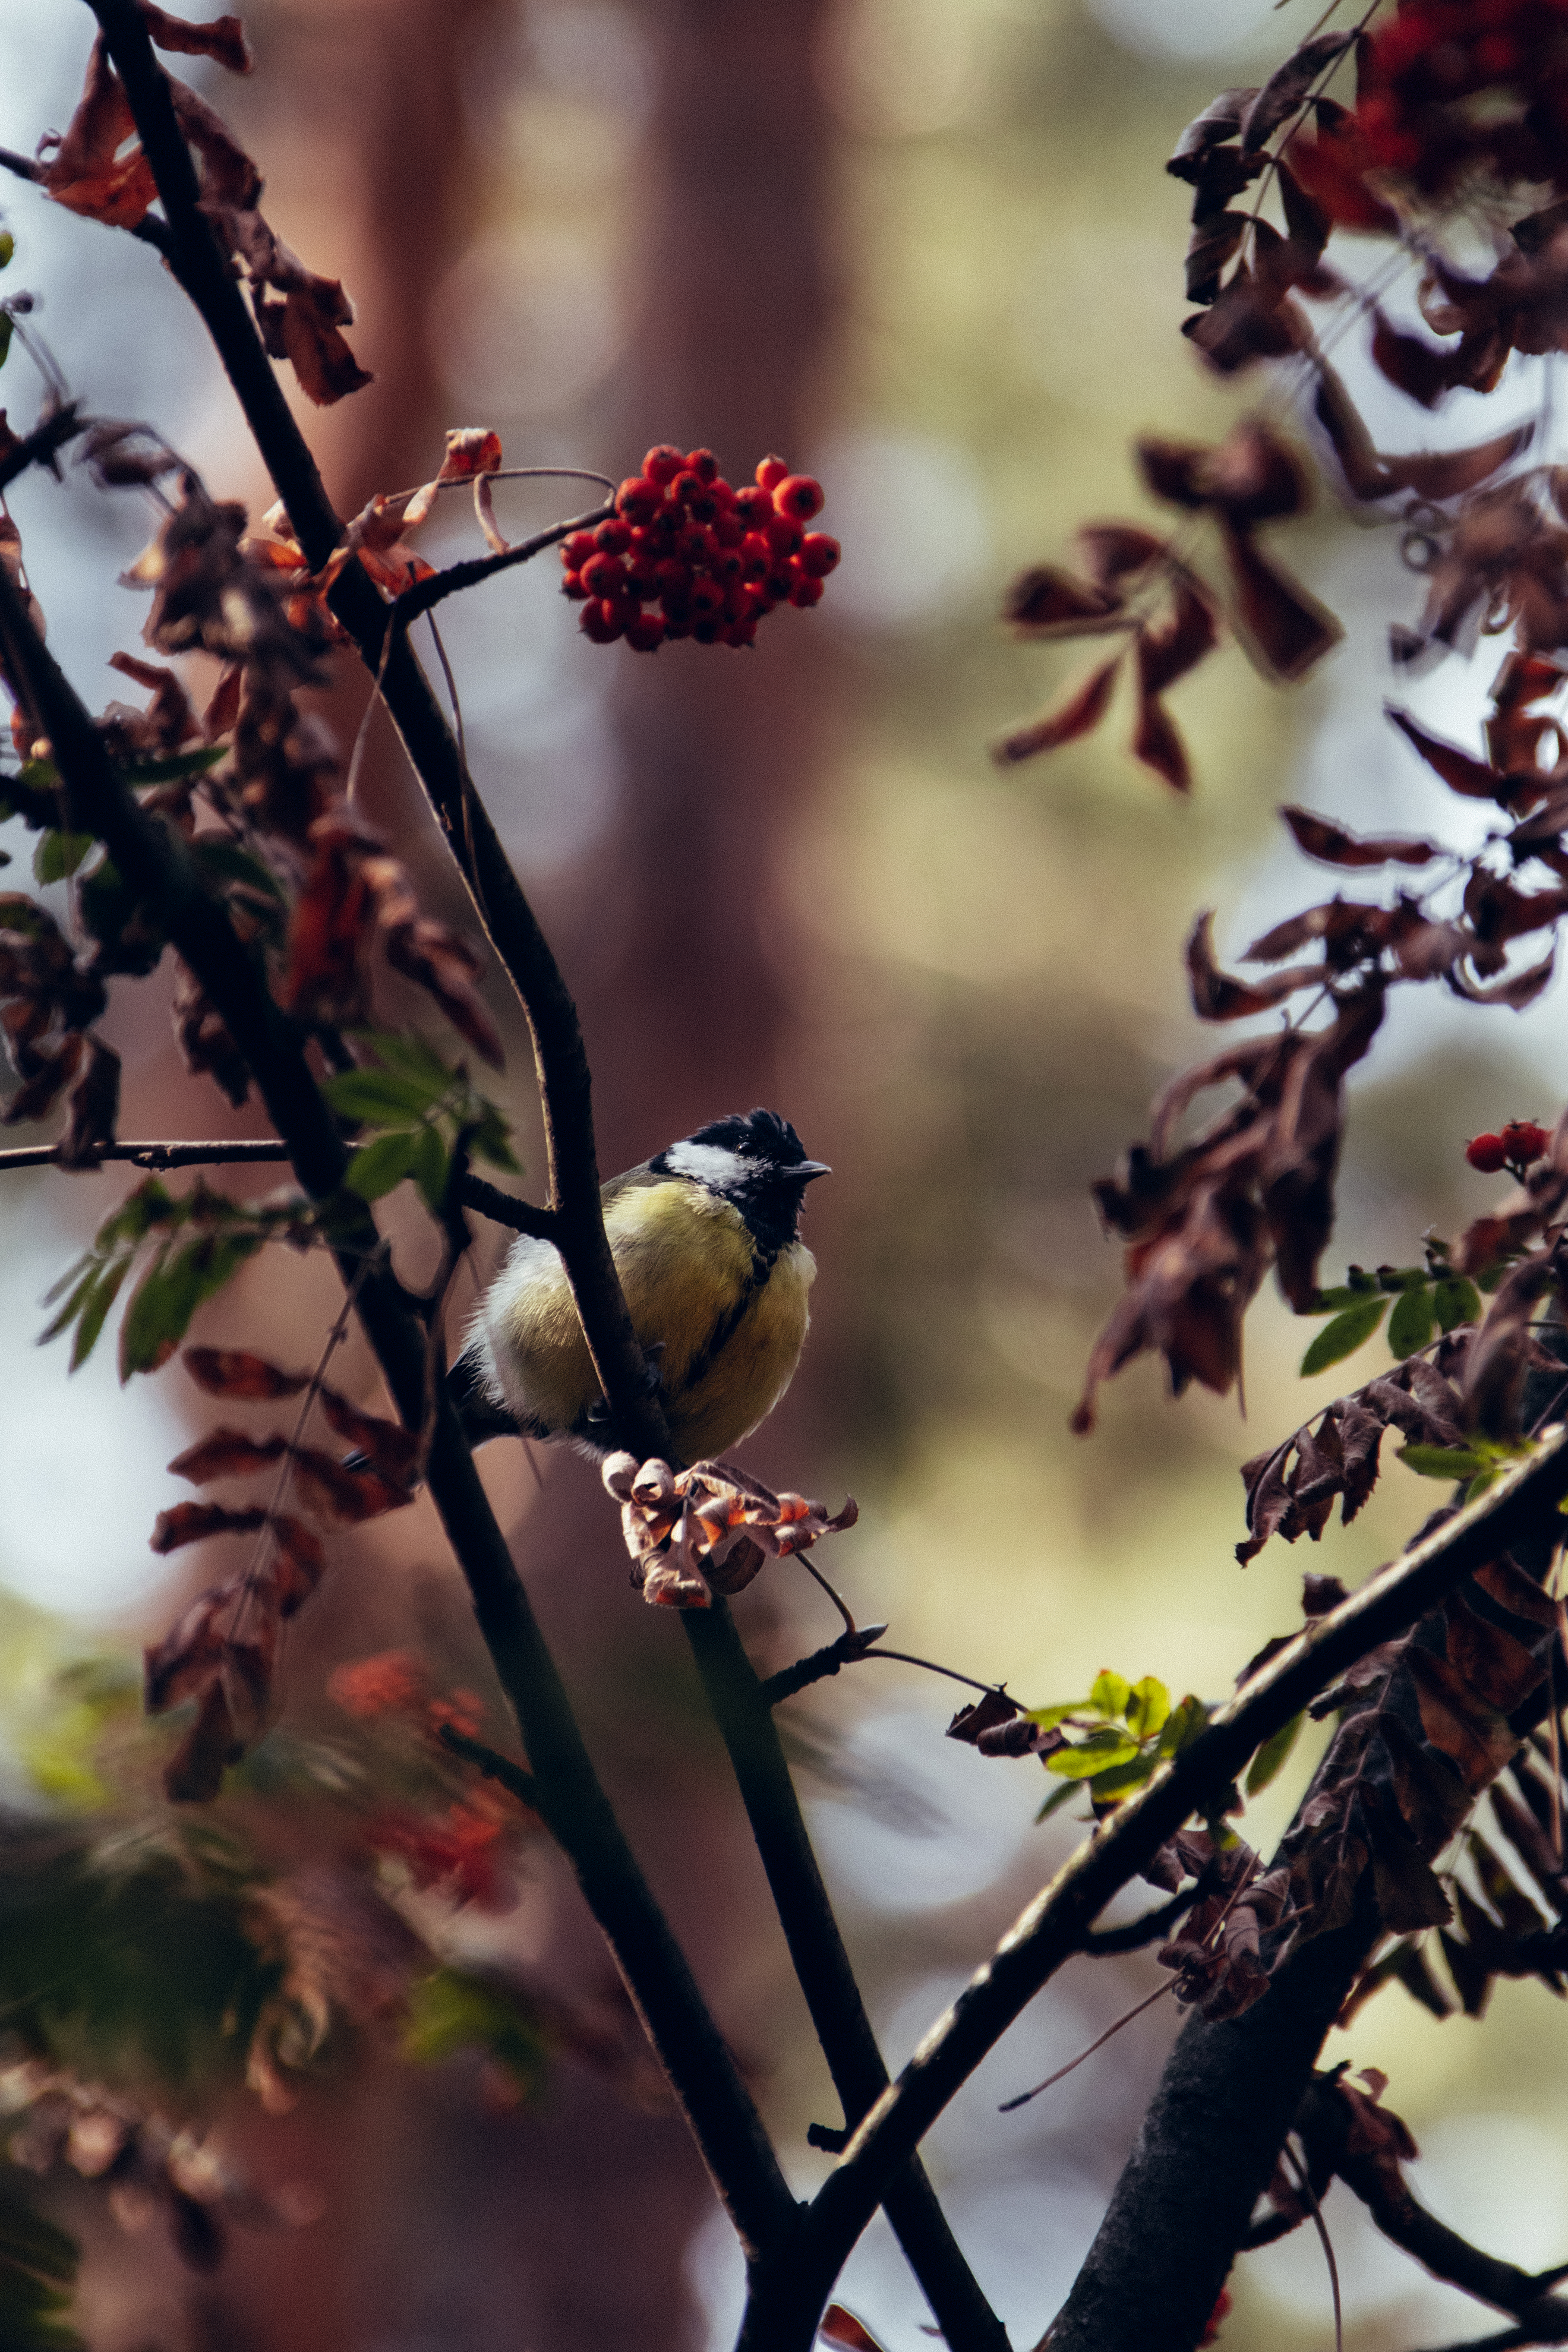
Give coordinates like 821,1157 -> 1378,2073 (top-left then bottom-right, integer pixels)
149,1501 -> 267,1554
168,1428 -> 288,1486
1077,525 -> 1165,588
1405,1643 -> 1516,1792
1132,686 -> 1191,794
144,1588 -> 229,1713
183,1348 -> 309,1400
57,1036 -> 121,1171
39,38 -> 157,227
818,2309 -> 887,2352
1284,126 -> 1400,233
138,2 -> 251,71
1140,578 -> 1219,696
993,653 -> 1123,766
318,1386 -> 419,1487
1445,1594 -> 1543,1715
287,1445 -> 415,1524
1138,425 -> 1303,527
269,1514 -> 326,1613
1450,947 -> 1556,1010
1371,309 -> 1473,410
1186,912 -> 1320,1019
162,1680 -> 243,1804
1238,31 -> 1355,152
1220,524 -> 1341,681
1280,806 -> 1438,869
1003,568 -> 1121,635
1386,707 -> 1508,804
383,918 -> 505,1070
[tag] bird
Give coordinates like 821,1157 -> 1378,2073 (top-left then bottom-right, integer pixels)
453,1107 -> 829,1464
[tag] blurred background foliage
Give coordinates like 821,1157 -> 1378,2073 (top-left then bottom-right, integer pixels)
3,0 -> 1568,2346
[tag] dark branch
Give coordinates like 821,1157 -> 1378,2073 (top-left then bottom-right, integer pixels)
88,0 -> 666,1464
393,502 -> 614,622
0,401 -> 84,494
683,1601 -> 1011,2352
0,551 -> 793,2265
745,1426 -> 1568,2351
456,1169 -> 556,1240
1411,2320 -> 1568,2351
437,1722 -> 538,1808
0,144 -> 174,259
757,1625 -> 890,1706
1081,1887 -> 1200,1957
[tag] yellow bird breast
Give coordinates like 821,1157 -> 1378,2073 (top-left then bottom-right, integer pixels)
477,1181 -> 816,1462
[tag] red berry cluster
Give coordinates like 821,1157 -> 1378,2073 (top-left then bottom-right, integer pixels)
1465,1119 -> 1550,1174
560,447 -> 840,652
1357,1 -> 1568,197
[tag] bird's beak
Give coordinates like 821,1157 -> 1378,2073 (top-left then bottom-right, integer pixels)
798,1160 -> 831,1181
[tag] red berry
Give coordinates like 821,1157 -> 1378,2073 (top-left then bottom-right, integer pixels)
800,532 -> 840,579
765,511 -> 805,557
626,611 -> 666,652
672,471 -> 719,522
732,486 -> 772,529
560,568 -> 589,602
663,611 -> 693,640
711,510 -> 744,549
593,518 -> 631,554
563,530 -> 597,565
1466,1133 -> 1508,1173
626,553 -> 659,597
1501,1119 -> 1550,1165
692,617 -> 722,644
774,473 -> 824,523
581,551 -> 627,598
684,448 -> 720,484
710,546 -> 746,586
721,616 -> 758,649
616,476 -> 663,524
789,573 -> 823,609
642,445 -> 684,485
675,524 -> 707,562
580,598 -> 628,644
762,565 -> 794,602
654,557 -> 693,601
755,455 -> 789,493
690,576 -> 725,620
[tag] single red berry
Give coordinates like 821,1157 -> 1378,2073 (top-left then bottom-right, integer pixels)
654,557 -> 693,601
626,554 -> 659,597
732,486 -> 772,529
1466,1133 -> 1509,1173
692,617 -> 722,644
685,448 -> 720,484
721,616 -> 758,649
616,476 -> 663,524
626,611 -> 666,652
690,576 -> 725,620
765,511 -> 805,557
580,598 -> 628,644
593,518 -> 631,554
800,532 -> 841,579
663,611 -> 693,640
755,455 -> 789,493
581,551 -> 627,598
741,531 -> 772,578
773,473 -> 824,523
563,530 -> 597,567
1501,1119 -> 1550,1165
710,510 -> 744,549
672,471 -> 719,522
709,546 -> 746,586
560,568 -> 589,602
675,524 -> 707,562
789,573 -> 823,609
642,445 -> 684,486
762,565 -> 795,602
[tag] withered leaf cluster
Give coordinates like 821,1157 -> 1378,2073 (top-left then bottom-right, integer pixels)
38,8 -> 370,405
600,1452 -> 858,1610
144,1346 -> 418,1801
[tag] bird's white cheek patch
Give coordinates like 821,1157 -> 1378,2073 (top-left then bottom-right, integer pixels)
661,1141 -> 750,1193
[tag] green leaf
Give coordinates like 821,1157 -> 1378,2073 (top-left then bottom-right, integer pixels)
355,1029 -> 457,1093
32,830 -> 94,885
401,1967 -> 550,2100
69,1257 -> 130,1371
344,1129 -> 419,1201
1035,1778 -> 1087,1824
1377,1264 -> 1426,1293
1398,1443 -> 1488,1481
1300,1295 -> 1388,1376
118,1233 -> 258,1380
1432,1276 -> 1482,1333
123,745 -> 227,784
1477,1259 -> 1514,1292
0,232 -> 15,271
1246,1711 -> 1303,1797
1386,1283 -> 1435,1359
410,1123 -> 449,1213
95,1179 -> 173,1251
1124,1676 -> 1170,1740
1023,1700 -> 1087,1731
1045,1729 -> 1142,1780
1087,1752 -> 1158,1803
39,1249 -> 94,1313
1157,1695 -> 1210,1758
322,1069 -> 445,1127
1088,1669 -> 1131,1720
189,840 -> 283,900
36,1266 -> 99,1348
471,1103 -> 521,1172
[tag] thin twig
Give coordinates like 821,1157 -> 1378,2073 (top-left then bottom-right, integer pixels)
0,145 -> 175,259
861,1648 -> 1010,1698
393,501 -> 615,623
0,401 -> 84,495
1282,2140 -> 1343,2352
437,1721 -> 538,1807
997,1981 -> 1175,2113
757,1627 -> 890,1708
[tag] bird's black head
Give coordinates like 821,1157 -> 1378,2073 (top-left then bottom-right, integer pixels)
651,1108 -> 830,1256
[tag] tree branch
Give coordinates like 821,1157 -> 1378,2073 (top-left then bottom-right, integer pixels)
437,1722 -> 539,1808
0,143 -> 174,259
757,1626 -> 889,1706
736,1425 -> 1568,2350
88,0 -> 665,1464
0,552 -> 794,2264
393,503 -> 614,622
0,401 -> 84,493
684,1602 -> 1011,2352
